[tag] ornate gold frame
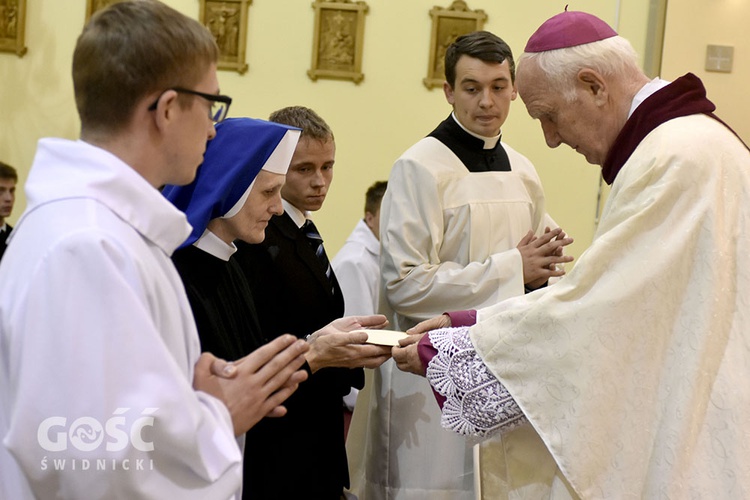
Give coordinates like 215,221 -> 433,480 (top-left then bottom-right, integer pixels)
308,0 -> 368,85
84,0 -> 123,23
0,0 -> 27,57
200,0 -> 251,74
423,1 -> 487,89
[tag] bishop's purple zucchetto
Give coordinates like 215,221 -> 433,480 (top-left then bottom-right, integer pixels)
524,9 -> 618,53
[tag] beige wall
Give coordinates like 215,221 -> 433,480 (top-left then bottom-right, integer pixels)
661,0 -> 750,143
2,0 -> 716,263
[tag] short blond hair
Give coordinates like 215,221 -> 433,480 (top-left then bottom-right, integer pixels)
73,0 -> 219,135
269,106 -> 334,142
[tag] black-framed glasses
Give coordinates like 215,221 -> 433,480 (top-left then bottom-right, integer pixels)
148,87 -> 232,124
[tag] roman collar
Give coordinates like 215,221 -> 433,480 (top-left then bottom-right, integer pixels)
428,114 -> 511,172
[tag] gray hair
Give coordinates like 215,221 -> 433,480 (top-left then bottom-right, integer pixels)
518,36 -> 640,101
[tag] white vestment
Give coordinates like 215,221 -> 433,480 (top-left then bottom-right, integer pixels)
468,114 -> 750,498
332,219 -> 380,411
348,133 -> 554,500
332,218 -> 380,317
0,139 -> 243,499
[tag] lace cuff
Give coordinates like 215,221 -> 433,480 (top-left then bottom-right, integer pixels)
425,326 -> 528,438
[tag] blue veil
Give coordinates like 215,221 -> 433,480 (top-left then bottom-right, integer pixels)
163,117 -> 300,248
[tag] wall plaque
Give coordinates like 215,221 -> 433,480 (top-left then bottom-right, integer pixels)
308,0 -> 368,84
200,0 -> 251,74
0,0 -> 26,57
424,0 -> 487,89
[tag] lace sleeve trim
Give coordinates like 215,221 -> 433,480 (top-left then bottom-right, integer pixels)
425,326 -> 528,437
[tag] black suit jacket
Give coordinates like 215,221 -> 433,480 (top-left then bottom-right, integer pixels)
234,211 -> 363,500
0,224 -> 13,262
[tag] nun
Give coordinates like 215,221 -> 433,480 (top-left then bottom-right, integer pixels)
164,117 -> 300,361
164,117 -> 391,499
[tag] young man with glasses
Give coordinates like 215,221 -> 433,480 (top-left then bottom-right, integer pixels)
0,2 -> 309,499
148,87 -> 233,124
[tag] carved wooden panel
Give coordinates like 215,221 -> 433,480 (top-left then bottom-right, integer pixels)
308,0 -> 368,84
424,1 -> 487,89
200,0 -> 251,75
0,0 -> 26,57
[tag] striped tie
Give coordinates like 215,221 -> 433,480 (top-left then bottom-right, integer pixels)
302,219 -> 333,286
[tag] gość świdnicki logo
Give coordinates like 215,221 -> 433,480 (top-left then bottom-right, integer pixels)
37,407 -> 157,472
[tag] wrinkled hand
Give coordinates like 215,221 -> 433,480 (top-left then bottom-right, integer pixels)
391,314 -> 451,376
392,333 -> 426,376
406,314 -> 452,335
305,314 -> 393,372
193,334 -> 310,436
517,227 -> 574,289
327,314 -> 390,332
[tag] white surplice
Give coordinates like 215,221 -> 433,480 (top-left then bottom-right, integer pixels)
332,219 -> 381,317
0,139 -> 243,499
348,132 -> 555,500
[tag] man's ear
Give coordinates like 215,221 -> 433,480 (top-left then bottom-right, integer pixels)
363,210 -> 374,228
577,69 -> 607,103
443,81 -> 455,106
151,89 -> 180,128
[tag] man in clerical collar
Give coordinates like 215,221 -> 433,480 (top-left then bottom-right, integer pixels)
348,30 -> 573,500
0,161 -> 17,261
